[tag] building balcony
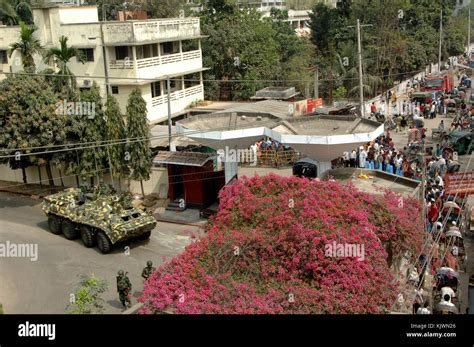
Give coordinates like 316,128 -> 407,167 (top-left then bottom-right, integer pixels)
148,84 -> 204,123
102,18 -> 201,45
108,50 -> 202,81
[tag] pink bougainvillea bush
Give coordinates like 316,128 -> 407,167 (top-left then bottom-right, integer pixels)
139,174 -> 423,314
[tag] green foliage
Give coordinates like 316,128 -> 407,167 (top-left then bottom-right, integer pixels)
0,73 -> 66,175
0,303 -> 3,314
333,86 -> 347,100
309,0 -> 467,101
8,21 -> 43,71
0,0 -> 32,25
105,95 -> 128,179
286,0 -> 320,10
43,36 -> 86,93
85,0 -> 190,19
77,84 -> 107,182
201,9 -> 278,100
126,88 -> 152,182
67,274 -> 108,314
201,2 -> 313,100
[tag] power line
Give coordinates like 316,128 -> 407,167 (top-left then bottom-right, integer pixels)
0,116 -> 284,156
0,68 -> 427,83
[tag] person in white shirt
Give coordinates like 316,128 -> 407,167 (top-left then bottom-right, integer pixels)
343,151 -> 350,167
349,150 -> 357,167
430,103 -> 436,119
416,301 -> 431,314
432,218 -> 443,235
441,286 -> 455,299
359,147 -> 367,168
436,174 -> 444,187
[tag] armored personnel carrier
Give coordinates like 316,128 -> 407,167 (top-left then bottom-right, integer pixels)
42,186 -> 156,254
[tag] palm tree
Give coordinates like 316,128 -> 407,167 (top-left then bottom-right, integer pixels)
0,0 -> 32,25
8,21 -> 42,71
43,35 -> 85,92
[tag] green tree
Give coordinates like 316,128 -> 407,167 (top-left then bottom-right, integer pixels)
0,0 -> 32,25
201,4 -> 280,100
43,36 -> 86,93
77,84 -> 107,185
309,1 -> 351,103
267,9 -> 315,96
8,21 -> 43,71
126,88 -> 152,197
66,274 -> 108,314
0,73 -> 67,186
333,86 -> 347,100
105,95 -> 128,187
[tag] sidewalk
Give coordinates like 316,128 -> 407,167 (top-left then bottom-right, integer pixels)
0,180 -> 64,198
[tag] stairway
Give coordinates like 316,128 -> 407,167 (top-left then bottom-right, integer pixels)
165,197 -> 186,212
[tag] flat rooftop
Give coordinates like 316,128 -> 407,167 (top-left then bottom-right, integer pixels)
323,168 -> 421,198
178,112 -> 381,136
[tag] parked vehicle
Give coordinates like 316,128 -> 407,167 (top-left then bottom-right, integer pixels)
293,158 -> 318,179
447,131 -> 472,155
422,72 -> 454,93
411,91 -> 433,105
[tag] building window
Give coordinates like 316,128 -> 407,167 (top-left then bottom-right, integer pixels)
0,50 -> 8,64
115,46 -> 129,60
111,86 -> 119,94
151,81 -> 161,98
78,48 -> 94,62
160,41 -> 180,55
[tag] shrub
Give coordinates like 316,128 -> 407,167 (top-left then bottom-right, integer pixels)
140,174 -> 423,314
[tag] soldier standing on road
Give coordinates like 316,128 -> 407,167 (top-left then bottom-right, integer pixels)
117,270 -> 132,308
141,260 -> 156,281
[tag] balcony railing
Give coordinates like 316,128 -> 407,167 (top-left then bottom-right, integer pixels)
103,18 -> 201,44
109,50 -> 201,70
151,84 -> 203,107
137,50 -> 201,69
109,60 -> 133,69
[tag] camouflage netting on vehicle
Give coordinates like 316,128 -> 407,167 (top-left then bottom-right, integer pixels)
42,185 -> 156,244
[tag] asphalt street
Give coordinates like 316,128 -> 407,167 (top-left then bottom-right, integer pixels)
0,192 -> 202,314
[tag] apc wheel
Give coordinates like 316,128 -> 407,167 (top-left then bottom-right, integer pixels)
80,225 -> 95,248
62,219 -> 78,240
47,215 -> 61,235
96,231 -> 112,254
140,231 -> 151,240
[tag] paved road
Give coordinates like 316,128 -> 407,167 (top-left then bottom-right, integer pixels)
0,192 -> 202,314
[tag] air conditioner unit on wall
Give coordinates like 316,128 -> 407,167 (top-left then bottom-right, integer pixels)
83,80 -> 92,87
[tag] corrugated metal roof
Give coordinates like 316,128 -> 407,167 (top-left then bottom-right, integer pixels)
153,151 -> 214,167
150,125 -> 197,148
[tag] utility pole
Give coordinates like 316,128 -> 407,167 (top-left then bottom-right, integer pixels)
357,19 -> 364,117
314,67 -> 319,99
348,20 -> 372,117
167,77 -> 172,150
468,7 -> 471,52
438,8 -> 443,72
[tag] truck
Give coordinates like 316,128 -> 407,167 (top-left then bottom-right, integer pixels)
421,71 -> 454,93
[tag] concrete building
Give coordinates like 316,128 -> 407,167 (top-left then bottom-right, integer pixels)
0,4 -> 206,123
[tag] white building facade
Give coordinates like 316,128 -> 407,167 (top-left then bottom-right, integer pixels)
0,5 -> 206,124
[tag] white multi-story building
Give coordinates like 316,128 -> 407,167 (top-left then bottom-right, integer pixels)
0,4 -> 206,124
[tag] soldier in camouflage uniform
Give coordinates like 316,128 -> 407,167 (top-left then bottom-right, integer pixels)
141,260 -> 155,281
117,270 -> 132,308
